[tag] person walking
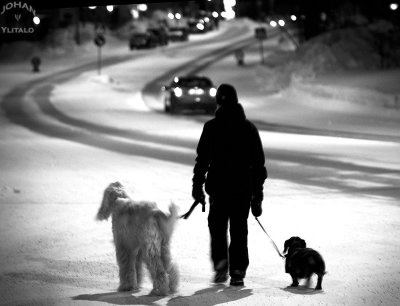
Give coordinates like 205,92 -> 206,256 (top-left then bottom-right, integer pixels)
192,83 -> 267,286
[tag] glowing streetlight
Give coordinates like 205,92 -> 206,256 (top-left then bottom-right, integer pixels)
291,15 -> 297,21
175,13 -> 182,20
212,11 -> 219,18
390,3 -> 399,10
106,5 -> 113,13
278,19 -> 285,26
88,6 -> 96,10
269,20 -> 277,27
33,16 -> 40,25
168,12 -> 174,20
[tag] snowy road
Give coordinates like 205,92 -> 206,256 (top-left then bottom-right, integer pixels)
1,19 -> 400,306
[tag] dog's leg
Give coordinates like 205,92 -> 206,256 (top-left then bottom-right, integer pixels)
290,273 -> 299,287
167,263 -> 179,293
129,248 -> 141,292
115,243 -> 134,292
146,244 -> 169,296
135,249 -> 144,288
161,243 -> 178,293
315,274 -> 323,290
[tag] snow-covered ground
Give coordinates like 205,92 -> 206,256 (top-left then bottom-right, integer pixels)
0,19 -> 399,306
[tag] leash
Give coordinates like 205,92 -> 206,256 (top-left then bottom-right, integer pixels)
180,200 -> 205,219
255,217 -> 285,259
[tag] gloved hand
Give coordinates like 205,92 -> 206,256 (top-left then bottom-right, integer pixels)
251,193 -> 263,217
192,185 -> 205,204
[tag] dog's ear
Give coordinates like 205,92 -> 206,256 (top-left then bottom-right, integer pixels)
283,238 -> 291,254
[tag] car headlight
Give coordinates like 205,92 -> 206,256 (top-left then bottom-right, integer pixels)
173,87 -> 183,97
209,88 -> 217,97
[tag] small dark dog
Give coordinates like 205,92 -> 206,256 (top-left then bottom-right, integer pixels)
283,236 -> 326,290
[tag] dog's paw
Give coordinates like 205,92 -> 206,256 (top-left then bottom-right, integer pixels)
118,284 -> 133,292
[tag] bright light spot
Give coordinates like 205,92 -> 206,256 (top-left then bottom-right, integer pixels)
131,9 -> 139,19
88,6 -> 96,10
137,4 -> 147,11
204,17 -> 210,23
168,12 -> 175,20
390,3 -> 399,10
269,20 -> 277,27
174,77 -> 179,83
106,5 -> 113,12
175,13 -> 182,20
33,16 -> 40,25
223,0 -> 236,19
174,87 -> 183,97
291,15 -> 297,21
212,11 -> 219,18
209,88 -> 217,97
278,19 -> 285,26
196,23 -> 205,30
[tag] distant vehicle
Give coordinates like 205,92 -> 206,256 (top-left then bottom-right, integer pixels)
168,27 -> 189,42
187,18 -> 207,34
148,28 -> 169,46
162,76 -> 217,114
129,32 -> 157,50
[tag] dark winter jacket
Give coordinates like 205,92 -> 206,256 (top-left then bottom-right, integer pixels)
193,103 -> 267,199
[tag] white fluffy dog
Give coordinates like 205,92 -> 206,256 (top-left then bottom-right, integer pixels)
96,182 -> 179,295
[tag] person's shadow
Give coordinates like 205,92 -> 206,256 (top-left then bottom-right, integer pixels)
73,284 -> 253,306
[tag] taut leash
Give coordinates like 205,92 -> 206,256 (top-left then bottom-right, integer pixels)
255,217 -> 285,259
180,200 -> 205,219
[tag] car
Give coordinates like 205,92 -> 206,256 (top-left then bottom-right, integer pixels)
168,27 -> 189,42
147,27 -> 169,46
162,76 -> 217,114
129,31 -> 157,50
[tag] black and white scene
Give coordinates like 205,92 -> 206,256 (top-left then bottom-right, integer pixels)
0,0 -> 399,305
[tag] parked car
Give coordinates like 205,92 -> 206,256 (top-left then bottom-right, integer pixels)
148,27 -> 169,46
162,76 -> 217,114
129,32 -> 157,50
168,27 -> 189,42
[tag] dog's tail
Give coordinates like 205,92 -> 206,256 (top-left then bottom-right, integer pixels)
156,202 -> 178,241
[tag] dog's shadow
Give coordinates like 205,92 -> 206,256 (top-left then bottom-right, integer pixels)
72,291 -> 160,305
73,285 -> 252,306
282,285 -> 325,295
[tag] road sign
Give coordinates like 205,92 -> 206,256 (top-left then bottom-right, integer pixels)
255,27 -> 267,40
94,33 -> 106,47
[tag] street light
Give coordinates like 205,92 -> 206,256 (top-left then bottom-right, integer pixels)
390,3 -> 399,10
291,15 -> 297,21
270,20 -> 277,27
175,13 -> 182,20
168,12 -> 174,20
106,5 -> 113,13
278,19 -> 285,26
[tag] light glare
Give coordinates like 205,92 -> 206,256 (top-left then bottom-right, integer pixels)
33,16 -> 40,25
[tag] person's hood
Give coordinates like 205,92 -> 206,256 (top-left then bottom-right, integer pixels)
215,103 -> 246,123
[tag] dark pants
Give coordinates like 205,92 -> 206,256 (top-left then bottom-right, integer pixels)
208,195 -> 251,279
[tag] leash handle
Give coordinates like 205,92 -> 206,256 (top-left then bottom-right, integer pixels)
255,217 -> 285,259
180,200 -> 205,219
